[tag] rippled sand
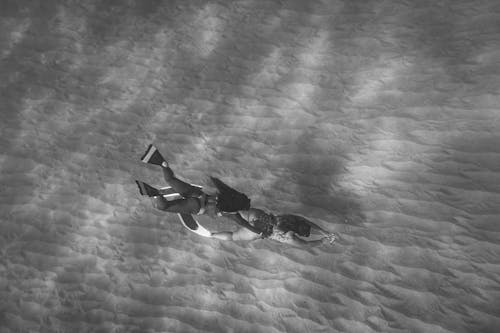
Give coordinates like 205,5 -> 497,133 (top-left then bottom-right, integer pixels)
1,1 -> 500,332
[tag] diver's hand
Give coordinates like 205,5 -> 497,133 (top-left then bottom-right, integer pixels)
322,233 -> 337,245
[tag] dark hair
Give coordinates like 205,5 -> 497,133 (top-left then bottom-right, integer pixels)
276,215 -> 312,237
211,177 -> 251,212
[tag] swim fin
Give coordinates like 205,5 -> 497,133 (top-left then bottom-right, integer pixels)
140,144 -> 165,166
136,180 -> 161,197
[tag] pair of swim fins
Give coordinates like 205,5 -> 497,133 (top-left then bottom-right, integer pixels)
135,145 -> 211,237
136,144 -> 168,196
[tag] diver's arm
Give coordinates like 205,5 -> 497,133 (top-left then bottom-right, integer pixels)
282,232 -> 336,247
226,213 -> 262,235
210,231 -> 234,240
211,228 -> 261,241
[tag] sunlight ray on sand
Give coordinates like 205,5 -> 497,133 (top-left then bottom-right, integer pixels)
0,18 -> 30,60
191,3 -> 226,58
278,30 -> 330,117
54,4 -> 87,53
350,59 -> 406,106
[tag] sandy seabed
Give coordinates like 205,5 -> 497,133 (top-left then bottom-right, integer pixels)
1,1 -> 500,332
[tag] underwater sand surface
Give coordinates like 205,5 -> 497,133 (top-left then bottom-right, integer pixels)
1,1 -> 500,332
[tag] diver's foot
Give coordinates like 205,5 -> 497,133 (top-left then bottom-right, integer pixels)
140,144 -> 166,166
135,180 -> 161,197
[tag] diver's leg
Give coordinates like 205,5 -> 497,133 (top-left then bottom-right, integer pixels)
162,164 -> 204,197
151,196 -> 201,214
140,144 -> 203,196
